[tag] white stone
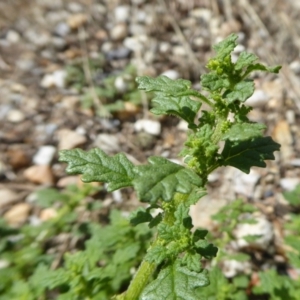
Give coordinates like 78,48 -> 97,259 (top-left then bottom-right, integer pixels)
6,30 -> 20,43
110,23 -> 128,41
40,70 -> 66,88
280,178 -> 300,191
115,5 -> 130,22
233,44 -> 245,53
115,76 -> 127,93
177,120 -> 189,131
94,134 -> 120,153
54,22 -> 70,37
172,46 -> 186,56
223,259 -> 251,278
159,42 -> 171,53
67,2 -> 83,12
190,8 -> 211,22
235,216 -> 274,249
232,169 -> 261,198
112,190 -> 123,203
161,70 -> 180,80
0,189 -> 19,208
245,89 -> 269,107
57,129 -> 87,150
6,109 -> 25,123
134,119 -> 161,136
289,60 -> 300,75
33,145 -> 56,165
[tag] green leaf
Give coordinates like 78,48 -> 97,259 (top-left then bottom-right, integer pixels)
151,94 -> 201,127
221,136 -> 281,173
145,244 -> 168,264
133,156 -> 202,203
201,73 -> 230,91
129,208 -> 153,226
136,75 -> 191,94
245,63 -> 281,74
213,33 -> 238,59
225,81 -> 254,103
222,123 -> 266,141
235,52 -> 258,70
283,184 -> 300,206
140,261 -> 209,300
192,229 -> 208,243
195,240 -> 218,259
181,252 -> 202,272
59,148 -> 135,191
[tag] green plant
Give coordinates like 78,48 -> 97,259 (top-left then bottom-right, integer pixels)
0,183 -> 101,299
59,34 -> 281,299
66,59 -> 149,116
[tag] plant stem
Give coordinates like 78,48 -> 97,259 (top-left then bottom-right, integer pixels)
123,260 -> 156,300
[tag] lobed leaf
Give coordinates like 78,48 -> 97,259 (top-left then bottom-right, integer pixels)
140,261 -> 209,300
201,73 -> 230,91
133,156 -> 202,203
221,136 -> 281,173
129,207 -> 153,226
224,81 -> 254,103
59,148 -> 135,192
145,244 -> 168,264
235,52 -> 258,70
245,63 -> 281,74
222,123 -> 266,141
136,75 -> 191,94
151,94 -> 201,127
181,252 -> 202,272
213,33 -> 238,60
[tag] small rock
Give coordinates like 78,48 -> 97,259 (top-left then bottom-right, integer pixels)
57,176 -> 79,187
6,109 -> 25,123
223,259 -> 251,278
286,110 -> 295,124
57,129 -> 87,150
67,2 -> 83,13
114,76 -> 128,93
289,159 -> 300,167
272,120 -> 293,163
159,42 -> 171,53
106,47 -> 131,60
24,165 -> 55,185
177,120 -> 189,131
123,36 -> 146,52
54,22 -> 70,37
67,13 -> 88,29
51,37 -> 67,50
0,189 -> 19,209
172,46 -> 186,56
7,147 -> 31,169
25,29 -> 50,47
190,8 -> 212,22
114,5 -> 130,22
134,119 -> 161,136
94,134 -> 120,153
33,145 -> 56,165
3,203 -> 31,226
161,70 -> 180,80
110,23 -> 128,41
233,169 -> 261,198
289,60 -> 300,75
280,178 -> 300,191
112,190 -> 123,203
235,215 -> 274,249
245,90 -> 269,107
6,30 -> 20,43
135,132 -> 155,149
40,208 -> 58,221
40,70 -> 67,89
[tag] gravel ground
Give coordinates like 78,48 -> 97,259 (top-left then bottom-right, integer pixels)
1,0 -> 300,286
